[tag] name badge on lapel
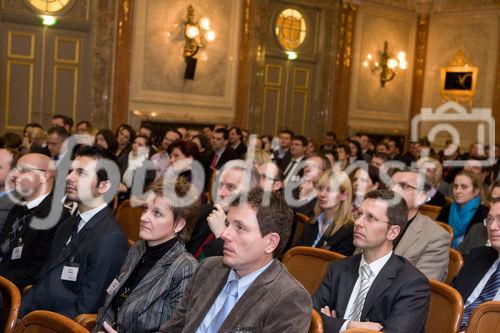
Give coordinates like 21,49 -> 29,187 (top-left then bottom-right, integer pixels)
61,256 -> 79,281
107,279 -> 120,295
11,238 -> 24,260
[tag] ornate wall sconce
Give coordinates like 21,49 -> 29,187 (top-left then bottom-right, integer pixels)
362,41 -> 408,87
183,5 -> 215,79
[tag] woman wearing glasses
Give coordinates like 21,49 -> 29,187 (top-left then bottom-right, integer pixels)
94,177 -> 200,333
294,169 -> 355,256
437,170 -> 489,248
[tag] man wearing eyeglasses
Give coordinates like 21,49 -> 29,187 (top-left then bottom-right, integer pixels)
453,198 -> 500,332
257,162 -> 284,193
0,153 -> 70,289
0,148 -> 19,231
391,169 -> 450,281
312,189 -> 430,333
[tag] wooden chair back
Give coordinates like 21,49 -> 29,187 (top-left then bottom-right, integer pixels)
292,212 -> 312,246
446,248 -> 464,285
0,276 -> 21,333
114,199 -> 144,242
420,204 -> 442,220
282,246 -> 345,294
436,221 -> 454,243
14,310 -> 89,333
465,301 -> 500,333
75,314 -> 97,331
425,279 -> 464,333
309,308 -> 323,333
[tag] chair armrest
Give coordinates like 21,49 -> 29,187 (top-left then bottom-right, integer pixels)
22,285 -> 32,296
75,313 -> 98,331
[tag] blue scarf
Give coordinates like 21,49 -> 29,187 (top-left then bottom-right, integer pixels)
449,196 -> 481,248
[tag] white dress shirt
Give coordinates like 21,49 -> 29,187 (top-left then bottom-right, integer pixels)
25,193 -> 50,210
66,203 -> 108,245
464,256 -> 500,307
340,251 -> 393,332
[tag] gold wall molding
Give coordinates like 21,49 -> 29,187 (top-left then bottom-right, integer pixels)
262,87 -> 281,134
7,31 -> 35,59
54,37 -> 80,64
51,65 -> 78,121
5,61 -> 33,129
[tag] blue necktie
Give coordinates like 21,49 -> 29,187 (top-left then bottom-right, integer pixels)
207,279 -> 239,333
461,263 -> 500,330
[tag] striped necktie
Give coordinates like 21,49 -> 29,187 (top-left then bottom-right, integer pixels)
348,264 -> 372,322
460,263 -> 500,330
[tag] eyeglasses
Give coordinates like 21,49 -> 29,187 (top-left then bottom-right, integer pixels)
259,174 -> 277,182
352,210 -> 390,224
483,216 -> 500,227
393,181 -> 417,191
13,166 -> 47,174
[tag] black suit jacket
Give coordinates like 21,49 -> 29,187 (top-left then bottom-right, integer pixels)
312,253 -> 430,333
453,246 -> 499,301
20,206 -> 129,318
185,204 -> 225,259
273,149 -> 291,168
294,220 -> 355,256
232,143 -> 247,159
0,193 -> 70,288
211,147 -> 238,170
436,203 -> 489,236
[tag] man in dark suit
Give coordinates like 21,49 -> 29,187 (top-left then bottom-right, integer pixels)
20,145 -> 129,319
228,126 -> 247,159
280,135 -> 307,185
453,198 -> 500,332
158,188 -> 312,332
0,153 -> 70,289
272,129 -> 294,166
0,148 -> 19,231
209,128 -> 237,170
313,189 -> 430,333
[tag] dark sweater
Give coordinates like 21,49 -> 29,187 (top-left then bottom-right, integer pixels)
110,237 -> 177,312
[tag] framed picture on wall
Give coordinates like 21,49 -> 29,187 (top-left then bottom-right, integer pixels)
440,66 -> 478,98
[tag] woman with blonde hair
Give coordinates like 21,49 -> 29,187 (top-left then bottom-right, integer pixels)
437,170 -> 489,248
294,169 -> 355,255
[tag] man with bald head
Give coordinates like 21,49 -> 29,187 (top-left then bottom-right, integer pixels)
0,148 -> 19,231
0,153 -> 70,288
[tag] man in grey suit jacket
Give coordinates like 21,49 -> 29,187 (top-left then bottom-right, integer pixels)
313,190 -> 430,333
158,188 -> 312,333
20,146 -> 128,318
391,169 -> 450,281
